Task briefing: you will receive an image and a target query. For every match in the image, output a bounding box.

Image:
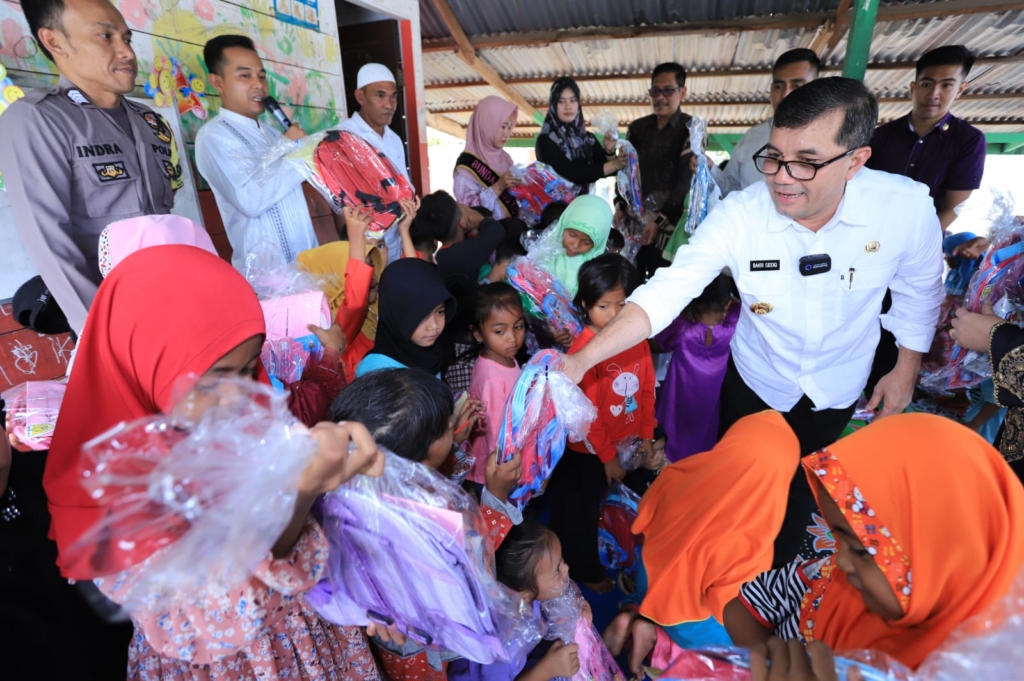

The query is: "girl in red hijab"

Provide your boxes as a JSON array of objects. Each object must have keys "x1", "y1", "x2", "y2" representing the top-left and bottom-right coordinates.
[
  {"x1": 727, "y1": 413, "x2": 1024, "y2": 671},
  {"x1": 45, "y1": 245, "x2": 384, "y2": 681}
]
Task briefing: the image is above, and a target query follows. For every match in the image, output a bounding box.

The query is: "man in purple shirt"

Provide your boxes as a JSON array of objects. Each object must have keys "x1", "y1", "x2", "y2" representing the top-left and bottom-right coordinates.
[
  {"x1": 866, "y1": 45, "x2": 986, "y2": 232},
  {"x1": 865, "y1": 45, "x2": 987, "y2": 396}
]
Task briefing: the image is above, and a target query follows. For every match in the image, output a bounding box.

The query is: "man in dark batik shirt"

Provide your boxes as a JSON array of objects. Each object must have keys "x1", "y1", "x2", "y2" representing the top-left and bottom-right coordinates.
[
  {"x1": 865, "y1": 45, "x2": 987, "y2": 397},
  {"x1": 625, "y1": 62, "x2": 694, "y2": 282}
]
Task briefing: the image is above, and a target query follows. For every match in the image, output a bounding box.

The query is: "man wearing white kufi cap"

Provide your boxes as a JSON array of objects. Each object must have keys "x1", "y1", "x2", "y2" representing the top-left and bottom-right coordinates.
[{"x1": 338, "y1": 63, "x2": 410, "y2": 264}]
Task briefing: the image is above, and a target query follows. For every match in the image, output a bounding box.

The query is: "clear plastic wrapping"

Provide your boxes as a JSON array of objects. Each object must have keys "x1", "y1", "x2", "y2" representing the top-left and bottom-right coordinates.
[
  {"x1": 509, "y1": 163, "x2": 580, "y2": 226},
  {"x1": 505, "y1": 256, "x2": 583, "y2": 342},
  {"x1": 64, "y1": 377, "x2": 316, "y2": 609},
  {"x1": 921, "y1": 195, "x2": 1024, "y2": 391},
  {"x1": 616, "y1": 436, "x2": 646, "y2": 472},
  {"x1": 307, "y1": 449, "x2": 542, "y2": 665},
  {"x1": 2, "y1": 379, "x2": 66, "y2": 451},
  {"x1": 258, "y1": 129, "x2": 414, "y2": 239},
  {"x1": 683, "y1": 117, "x2": 713, "y2": 236},
  {"x1": 246, "y1": 262, "x2": 333, "y2": 387},
  {"x1": 593, "y1": 110, "x2": 642, "y2": 218},
  {"x1": 659, "y1": 570, "x2": 1024, "y2": 679},
  {"x1": 496, "y1": 350, "x2": 598, "y2": 509},
  {"x1": 597, "y1": 481, "x2": 643, "y2": 575},
  {"x1": 540, "y1": 582, "x2": 626, "y2": 681}
]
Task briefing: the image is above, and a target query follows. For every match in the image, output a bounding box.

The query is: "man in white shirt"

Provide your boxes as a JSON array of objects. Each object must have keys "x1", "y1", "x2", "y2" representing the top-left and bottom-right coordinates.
[
  {"x1": 338, "y1": 63, "x2": 408, "y2": 263},
  {"x1": 563, "y1": 78, "x2": 944, "y2": 565},
  {"x1": 707, "y1": 49, "x2": 821, "y2": 197},
  {"x1": 195, "y1": 35, "x2": 318, "y2": 272}
]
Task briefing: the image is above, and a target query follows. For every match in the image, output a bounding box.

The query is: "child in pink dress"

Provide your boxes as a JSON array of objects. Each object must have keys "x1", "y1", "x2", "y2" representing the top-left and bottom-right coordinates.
[{"x1": 466, "y1": 283, "x2": 527, "y2": 486}]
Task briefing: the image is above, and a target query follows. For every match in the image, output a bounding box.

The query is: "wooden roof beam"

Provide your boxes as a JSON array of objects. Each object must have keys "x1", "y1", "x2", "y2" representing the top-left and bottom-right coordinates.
[
  {"x1": 422, "y1": 0, "x2": 1024, "y2": 53},
  {"x1": 423, "y1": 54, "x2": 1024, "y2": 90},
  {"x1": 425, "y1": 112, "x2": 466, "y2": 139},
  {"x1": 425, "y1": 0, "x2": 541, "y2": 122}
]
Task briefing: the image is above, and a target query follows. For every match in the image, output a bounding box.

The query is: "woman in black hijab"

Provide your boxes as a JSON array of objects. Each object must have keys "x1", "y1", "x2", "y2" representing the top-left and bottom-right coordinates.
[
  {"x1": 355, "y1": 258, "x2": 455, "y2": 377},
  {"x1": 535, "y1": 77, "x2": 627, "y2": 190}
]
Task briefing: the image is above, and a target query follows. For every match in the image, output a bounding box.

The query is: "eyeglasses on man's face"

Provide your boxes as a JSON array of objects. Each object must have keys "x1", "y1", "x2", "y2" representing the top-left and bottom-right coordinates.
[
  {"x1": 752, "y1": 144, "x2": 856, "y2": 181},
  {"x1": 648, "y1": 86, "x2": 681, "y2": 99}
]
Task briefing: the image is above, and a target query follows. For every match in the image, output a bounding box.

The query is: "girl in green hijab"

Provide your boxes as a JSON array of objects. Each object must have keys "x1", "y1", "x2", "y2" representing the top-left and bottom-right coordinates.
[{"x1": 531, "y1": 194, "x2": 612, "y2": 296}]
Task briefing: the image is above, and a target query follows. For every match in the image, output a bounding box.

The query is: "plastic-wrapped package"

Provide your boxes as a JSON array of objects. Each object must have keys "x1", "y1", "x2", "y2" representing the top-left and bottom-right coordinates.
[
  {"x1": 597, "y1": 481, "x2": 643, "y2": 575},
  {"x1": 540, "y1": 582, "x2": 626, "y2": 681},
  {"x1": 593, "y1": 110, "x2": 642, "y2": 218},
  {"x1": 508, "y1": 163, "x2": 580, "y2": 226},
  {"x1": 259, "y1": 291, "x2": 332, "y2": 340},
  {"x1": 921, "y1": 196, "x2": 1024, "y2": 391},
  {"x1": 505, "y1": 256, "x2": 583, "y2": 342},
  {"x1": 258, "y1": 130, "x2": 414, "y2": 239},
  {"x1": 260, "y1": 334, "x2": 322, "y2": 387},
  {"x1": 616, "y1": 436, "x2": 646, "y2": 472},
  {"x1": 64, "y1": 377, "x2": 316, "y2": 609},
  {"x1": 308, "y1": 449, "x2": 542, "y2": 665},
  {"x1": 2, "y1": 379, "x2": 66, "y2": 451},
  {"x1": 496, "y1": 350, "x2": 597, "y2": 509},
  {"x1": 683, "y1": 117, "x2": 714, "y2": 236},
  {"x1": 657, "y1": 647, "x2": 908, "y2": 681}
]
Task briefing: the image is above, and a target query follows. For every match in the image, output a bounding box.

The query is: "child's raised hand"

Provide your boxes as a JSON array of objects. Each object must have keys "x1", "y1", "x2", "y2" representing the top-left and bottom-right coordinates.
[
  {"x1": 342, "y1": 205, "x2": 374, "y2": 240},
  {"x1": 397, "y1": 197, "x2": 420, "y2": 233},
  {"x1": 485, "y1": 450, "x2": 522, "y2": 504},
  {"x1": 306, "y1": 322, "x2": 346, "y2": 355},
  {"x1": 300, "y1": 421, "x2": 384, "y2": 497},
  {"x1": 548, "y1": 325, "x2": 574, "y2": 348},
  {"x1": 453, "y1": 397, "x2": 485, "y2": 445},
  {"x1": 541, "y1": 640, "x2": 580, "y2": 679}
]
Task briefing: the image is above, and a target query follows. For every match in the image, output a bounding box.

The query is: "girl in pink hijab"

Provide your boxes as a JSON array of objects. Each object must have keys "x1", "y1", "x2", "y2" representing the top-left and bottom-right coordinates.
[
  {"x1": 99, "y1": 215, "x2": 218, "y2": 278},
  {"x1": 453, "y1": 96, "x2": 521, "y2": 219}
]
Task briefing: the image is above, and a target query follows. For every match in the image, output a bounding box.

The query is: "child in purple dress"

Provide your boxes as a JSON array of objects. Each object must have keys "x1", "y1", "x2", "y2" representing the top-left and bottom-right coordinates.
[{"x1": 654, "y1": 274, "x2": 739, "y2": 462}]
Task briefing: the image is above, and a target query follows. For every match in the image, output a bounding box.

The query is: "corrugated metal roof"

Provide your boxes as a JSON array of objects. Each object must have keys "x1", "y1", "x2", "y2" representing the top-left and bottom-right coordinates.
[
  {"x1": 421, "y1": 1, "x2": 1024, "y2": 134},
  {"x1": 420, "y1": 0, "x2": 846, "y2": 41}
]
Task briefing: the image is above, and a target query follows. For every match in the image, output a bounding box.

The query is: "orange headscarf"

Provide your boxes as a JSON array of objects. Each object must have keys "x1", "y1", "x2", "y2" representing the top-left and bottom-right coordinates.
[
  {"x1": 800, "y1": 413, "x2": 1024, "y2": 669},
  {"x1": 633, "y1": 411, "x2": 800, "y2": 626}
]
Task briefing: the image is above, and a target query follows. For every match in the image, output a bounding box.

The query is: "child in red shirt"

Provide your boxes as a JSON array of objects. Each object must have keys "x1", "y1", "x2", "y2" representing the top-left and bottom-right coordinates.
[{"x1": 548, "y1": 254, "x2": 656, "y2": 593}]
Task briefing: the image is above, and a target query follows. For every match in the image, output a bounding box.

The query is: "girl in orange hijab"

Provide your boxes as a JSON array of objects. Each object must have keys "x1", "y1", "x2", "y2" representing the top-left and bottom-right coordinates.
[
  {"x1": 603, "y1": 411, "x2": 800, "y2": 676},
  {"x1": 726, "y1": 412, "x2": 1024, "y2": 670}
]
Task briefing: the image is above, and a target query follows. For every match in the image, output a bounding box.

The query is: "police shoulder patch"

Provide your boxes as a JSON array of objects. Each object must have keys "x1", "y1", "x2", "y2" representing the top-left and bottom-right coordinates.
[
  {"x1": 66, "y1": 89, "x2": 90, "y2": 106},
  {"x1": 92, "y1": 161, "x2": 131, "y2": 182}
]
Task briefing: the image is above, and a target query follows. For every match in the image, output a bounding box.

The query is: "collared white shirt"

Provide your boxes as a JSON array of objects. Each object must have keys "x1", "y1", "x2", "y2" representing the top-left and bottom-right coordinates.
[
  {"x1": 338, "y1": 112, "x2": 409, "y2": 262},
  {"x1": 629, "y1": 167, "x2": 944, "y2": 411},
  {"x1": 710, "y1": 118, "x2": 773, "y2": 197},
  {"x1": 195, "y1": 107, "x2": 317, "y2": 271}
]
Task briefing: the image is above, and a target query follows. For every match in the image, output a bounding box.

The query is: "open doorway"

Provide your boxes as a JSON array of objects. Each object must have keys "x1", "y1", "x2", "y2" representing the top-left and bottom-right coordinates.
[{"x1": 336, "y1": 1, "x2": 409, "y2": 178}]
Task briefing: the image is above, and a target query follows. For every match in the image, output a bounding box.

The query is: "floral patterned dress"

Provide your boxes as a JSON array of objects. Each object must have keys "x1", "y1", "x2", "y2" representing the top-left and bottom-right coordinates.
[{"x1": 94, "y1": 519, "x2": 380, "y2": 681}]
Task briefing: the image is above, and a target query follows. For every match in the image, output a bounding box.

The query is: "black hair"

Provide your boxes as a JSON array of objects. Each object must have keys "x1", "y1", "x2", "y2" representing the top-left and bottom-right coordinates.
[
  {"x1": 652, "y1": 62, "x2": 687, "y2": 89},
  {"x1": 25, "y1": 0, "x2": 65, "y2": 63},
  {"x1": 682, "y1": 273, "x2": 738, "y2": 321},
  {"x1": 773, "y1": 77, "x2": 878, "y2": 150},
  {"x1": 494, "y1": 234, "x2": 527, "y2": 264},
  {"x1": 413, "y1": 191, "x2": 460, "y2": 244},
  {"x1": 203, "y1": 35, "x2": 258, "y2": 77},
  {"x1": 469, "y1": 282, "x2": 523, "y2": 333},
  {"x1": 773, "y1": 48, "x2": 821, "y2": 78},
  {"x1": 537, "y1": 201, "x2": 568, "y2": 231},
  {"x1": 330, "y1": 368, "x2": 453, "y2": 463},
  {"x1": 495, "y1": 519, "x2": 559, "y2": 596},
  {"x1": 574, "y1": 253, "x2": 640, "y2": 323},
  {"x1": 408, "y1": 221, "x2": 438, "y2": 254},
  {"x1": 606, "y1": 228, "x2": 625, "y2": 253},
  {"x1": 916, "y1": 45, "x2": 975, "y2": 79}
]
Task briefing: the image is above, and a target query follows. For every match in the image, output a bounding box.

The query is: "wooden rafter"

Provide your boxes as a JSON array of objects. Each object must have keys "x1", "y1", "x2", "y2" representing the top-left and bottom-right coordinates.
[
  {"x1": 422, "y1": 0, "x2": 1024, "y2": 54},
  {"x1": 425, "y1": 112, "x2": 466, "y2": 139},
  {"x1": 422, "y1": 54, "x2": 1024, "y2": 91},
  {"x1": 825, "y1": 0, "x2": 853, "y2": 56},
  {"x1": 425, "y1": 0, "x2": 539, "y2": 121}
]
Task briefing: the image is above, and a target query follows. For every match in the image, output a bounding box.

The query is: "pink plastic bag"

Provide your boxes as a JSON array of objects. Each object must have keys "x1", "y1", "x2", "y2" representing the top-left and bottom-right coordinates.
[
  {"x1": 259, "y1": 290, "x2": 331, "y2": 340},
  {"x1": 2, "y1": 380, "x2": 67, "y2": 450}
]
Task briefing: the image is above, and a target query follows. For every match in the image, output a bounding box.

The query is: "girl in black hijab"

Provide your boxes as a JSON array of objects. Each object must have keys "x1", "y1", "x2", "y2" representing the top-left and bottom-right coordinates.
[
  {"x1": 355, "y1": 258, "x2": 455, "y2": 377},
  {"x1": 535, "y1": 77, "x2": 627, "y2": 190}
]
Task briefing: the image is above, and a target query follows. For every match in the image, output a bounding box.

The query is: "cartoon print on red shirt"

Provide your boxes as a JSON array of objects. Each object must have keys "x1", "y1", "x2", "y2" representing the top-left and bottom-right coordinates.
[{"x1": 608, "y1": 363, "x2": 641, "y2": 422}]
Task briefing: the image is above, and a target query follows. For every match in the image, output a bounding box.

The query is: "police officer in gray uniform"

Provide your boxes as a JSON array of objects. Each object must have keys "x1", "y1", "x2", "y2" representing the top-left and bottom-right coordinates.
[{"x1": 0, "y1": 0, "x2": 182, "y2": 334}]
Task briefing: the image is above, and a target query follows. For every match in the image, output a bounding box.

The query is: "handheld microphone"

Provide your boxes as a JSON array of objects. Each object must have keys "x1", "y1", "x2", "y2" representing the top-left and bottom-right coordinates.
[{"x1": 263, "y1": 96, "x2": 292, "y2": 130}]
